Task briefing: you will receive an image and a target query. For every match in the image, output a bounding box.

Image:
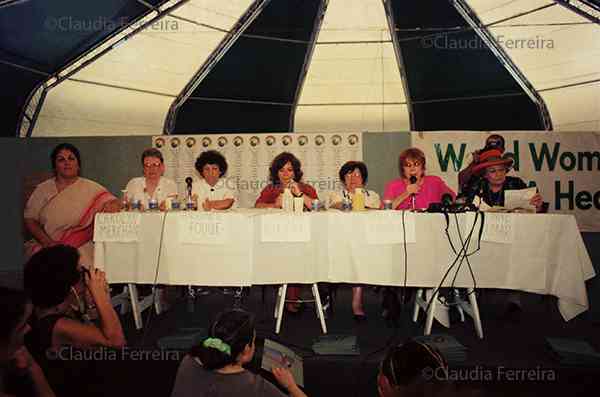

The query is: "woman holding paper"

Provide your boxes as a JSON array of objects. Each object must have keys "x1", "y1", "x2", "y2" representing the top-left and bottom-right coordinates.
[
  {"x1": 467, "y1": 147, "x2": 544, "y2": 211},
  {"x1": 255, "y1": 152, "x2": 318, "y2": 313},
  {"x1": 24, "y1": 143, "x2": 121, "y2": 265},
  {"x1": 383, "y1": 148, "x2": 455, "y2": 211},
  {"x1": 170, "y1": 309, "x2": 308, "y2": 397}
]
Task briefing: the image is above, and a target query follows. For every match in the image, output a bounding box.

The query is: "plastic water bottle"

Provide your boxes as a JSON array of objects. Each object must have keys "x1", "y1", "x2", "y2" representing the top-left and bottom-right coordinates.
[
  {"x1": 352, "y1": 188, "x2": 365, "y2": 211},
  {"x1": 282, "y1": 188, "x2": 294, "y2": 212}
]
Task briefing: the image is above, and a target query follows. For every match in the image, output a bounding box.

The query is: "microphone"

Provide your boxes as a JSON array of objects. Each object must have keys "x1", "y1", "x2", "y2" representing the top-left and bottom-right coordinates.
[
  {"x1": 409, "y1": 176, "x2": 417, "y2": 210},
  {"x1": 185, "y1": 177, "x2": 193, "y2": 192},
  {"x1": 441, "y1": 193, "x2": 454, "y2": 209}
]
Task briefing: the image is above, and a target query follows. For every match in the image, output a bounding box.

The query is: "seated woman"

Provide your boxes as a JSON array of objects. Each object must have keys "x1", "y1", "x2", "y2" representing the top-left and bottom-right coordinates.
[
  {"x1": 24, "y1": 245, "x2": 125, "y2": 361},
  {"x1": 383, "y1": 147, "x2": 455, "y2": 211},
  {"x1": 328, "y1": 161, "x2": 381, "y2": 210},
  {"x1": 328, "y1": 161, "x2": 381, "y2": 321},
  {"x1": 467, "y1": 147, "x2": 544, "y2": 211},
  {"x1": 191, "y1": 150, "x2": 237, "y2": 211},
  {"x1": 125, "y1": 148, "x2": 178, "y2": 210},
  {"x1": 255, "y1": 152, "x2": 317, "y2": 210},
  {"x1": 171, "y1": 309, "x2": 307, "y2": 397},
  {"x1": 255, "y1": 152, "x2": 318, "y2": 313},
  {"x1": 1, "y1": 287, "x2": 55, "y2": 397},
  {"x1": 24, "y1": 143, "x2": 121, "y2": 265}
]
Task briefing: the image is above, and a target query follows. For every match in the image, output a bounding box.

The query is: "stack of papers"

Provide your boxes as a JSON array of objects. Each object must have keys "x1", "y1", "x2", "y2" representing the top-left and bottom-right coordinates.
[
  {"x1": 546, "y1": 338, "x2": 600, "y2": 366},
  {"x1": 312, "y1": 335, "x2": 360, "y2": 356},
  {"x1": 413, "y1": 334, "x2": 467, "y2": 365},
  {"x1": 261, "y1": 339, "x2": 304, "y2": 387}
]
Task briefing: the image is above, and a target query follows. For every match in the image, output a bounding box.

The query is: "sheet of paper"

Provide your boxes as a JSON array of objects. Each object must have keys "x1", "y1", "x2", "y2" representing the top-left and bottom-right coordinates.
[
  {"x1": 261, "y1": 214, "x2": 311, "y2": 242},
  {"x1": 93, "y1": 212, "x2": 141, "y2": 242},
  {"x1": 178, "y1": 213, "x2": 229, "y2": 244},
  {"x1": 504, "y1": 187, "x2": 536, "y2": 211},
  {"x1": 481, "y1": 213, "x2": 515, "y2": 244},
  {"x1": 261, "y1": 339, "x2": 304, "y2": 387},
  {"x1": 365, "y1": 211, "x2": 416, "y2": 244}
]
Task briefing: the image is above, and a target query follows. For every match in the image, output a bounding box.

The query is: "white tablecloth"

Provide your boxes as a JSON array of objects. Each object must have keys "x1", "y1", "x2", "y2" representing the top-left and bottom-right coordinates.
[{"x1": 94, "y1": 210, "x2": 595, "y2": 321}]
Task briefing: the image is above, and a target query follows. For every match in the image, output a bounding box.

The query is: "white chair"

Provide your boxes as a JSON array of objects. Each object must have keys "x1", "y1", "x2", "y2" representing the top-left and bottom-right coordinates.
[
  {"x1": 126, "y1": 283, "x2": 163, "y2": 330},
  {"x1": 412, "y1": 288, "x2": 483, "y2": 339},
  {"x1": 273, "y1": 284, "x2": 327, "y2": 334}
]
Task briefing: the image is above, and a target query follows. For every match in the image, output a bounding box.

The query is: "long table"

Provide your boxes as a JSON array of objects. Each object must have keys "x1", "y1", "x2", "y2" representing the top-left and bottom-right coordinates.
[{"x1": 94, "y1": 209, "x2": 595, "y2": 321}]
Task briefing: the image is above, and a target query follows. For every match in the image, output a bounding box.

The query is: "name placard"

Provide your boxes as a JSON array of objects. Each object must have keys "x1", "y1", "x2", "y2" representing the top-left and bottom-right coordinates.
[
  {"x1": 261, "y1": 214, "x2": 311, "y2": 242},
  {"x1": 179, "y1": 213, "x2": 229, "y2": 244},
  {"x1": 466, "y1": 212, "x2": 514, "y2": 244},
  {"x1": 94, "y1": 213, "x2": 141, "y2": 242},
  {"x1": 365, "y1": 212, "x2": 416, "y2": 244}
]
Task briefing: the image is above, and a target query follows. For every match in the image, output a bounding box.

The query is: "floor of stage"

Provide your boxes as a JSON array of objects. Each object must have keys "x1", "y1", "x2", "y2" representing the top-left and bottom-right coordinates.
[{"x1": 113, "y1": 285, "x2": 600, "y2": 397}]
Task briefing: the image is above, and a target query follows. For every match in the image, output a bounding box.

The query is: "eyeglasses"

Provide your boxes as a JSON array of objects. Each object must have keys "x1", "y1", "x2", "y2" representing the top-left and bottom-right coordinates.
[
  {"x1": 403, "y1": 161, "x2": 421, "y2": 168},
  {"x1": 144, "y1": 162, "x2": 162, "y2": 169}
]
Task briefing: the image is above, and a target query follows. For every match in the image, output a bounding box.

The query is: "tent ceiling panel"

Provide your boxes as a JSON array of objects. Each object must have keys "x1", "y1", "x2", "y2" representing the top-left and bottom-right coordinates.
[
  {"x1": 32, "y1": 80, "x2": 171, "y2": 136},
  {"x1": 30, "y1": 0, "x2": 254, "y2": 136},
  {"x1": 298, "y1": 43, "x2": 406, "y2": 104},
  {"x1": 73, "y1": 18, "x2": 225, "y2": 95},
  {"x1": 174, "y1": 100, "x2": 292, "y2": 134},
  {"x1": 467, "y1": 0, "x2": 554, "y2": 22},
  {"x1": 294, "y1": 104, "x2": 409, "y2": 133},
  {"x1": 542, "y1": 83, "x2": 600, "y2": 131},
  {"x1": 0, "y1": 0, "x2": 165, "y2": 71},
  {"x1": 315, "y1": 0, "x2": 391, "y2": 42},
  {"x1": 172, "y1": 0, "x2": 324, "y2": 133},
  {"x1": 391, "y1": 0, "x2": 545, "y2": 130},
  {"x1": 484, "y1": 8, "x2": 600, "y2": 90}
]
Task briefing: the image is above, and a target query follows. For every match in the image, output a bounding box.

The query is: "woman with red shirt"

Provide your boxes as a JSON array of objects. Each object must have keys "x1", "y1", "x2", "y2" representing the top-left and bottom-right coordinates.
[
  {"x1": 255, "y1": 152, "x2": 317, "y2": 210},
  {"x1": 255, "y1": 152, "x2": 318, "y2": 313}
]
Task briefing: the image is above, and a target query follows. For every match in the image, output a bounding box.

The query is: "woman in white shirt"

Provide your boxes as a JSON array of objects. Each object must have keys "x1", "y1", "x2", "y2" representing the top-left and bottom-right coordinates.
[
  {"x1": 191, "y1": 150, "x2": 237, "y2": 211},
  {"x1": 328, "y1": 161, "x2": 381, "y2": 321},
  {"x1": 328, "y1": 161, "x2": 381, "y2": 210},
  {"x1": 125, "y1": 148, "x2": 178, "y2": 210}
]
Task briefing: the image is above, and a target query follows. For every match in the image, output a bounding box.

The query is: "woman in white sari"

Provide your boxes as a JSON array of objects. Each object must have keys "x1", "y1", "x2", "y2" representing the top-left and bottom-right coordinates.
[{"x1": 24, "y1": 143, "x2": 120, "y2": 266}]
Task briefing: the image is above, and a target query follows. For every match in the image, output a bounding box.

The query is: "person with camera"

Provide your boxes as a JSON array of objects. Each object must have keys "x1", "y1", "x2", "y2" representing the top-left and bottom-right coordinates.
[{"x1": 24, "y1": 245, "x2": 125, "y2": 359}]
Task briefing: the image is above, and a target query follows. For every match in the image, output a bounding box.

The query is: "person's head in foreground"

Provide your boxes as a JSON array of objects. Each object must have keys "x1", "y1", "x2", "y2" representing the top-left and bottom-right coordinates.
[
  {"x1": 398, "y1": 148, "x2": 426, "y2": 182},
  {"x1": 269, "y1": 152, "x2": 303, "y2": 186},
  {"x1": 0, "y1": 287, "x2": 32, "y2": 363},
  {"x1": 378, "y1": 339, "x2": 451, "y2": 397},
  {"x1": 191, "y1": 309, "x2": 256, "y2": 371},
  {"x1": 339, "y1": 161, "x2": 368, "y2": 193},
  {"x1": 24, "y1": 245, "x2": 83, "y2": 312},
  {"x1": 195, "y1": 150, "x2": 228, "y2": 187},
  {"x1": 182, "y1": 309, "x2": 307, "y2": 397}
]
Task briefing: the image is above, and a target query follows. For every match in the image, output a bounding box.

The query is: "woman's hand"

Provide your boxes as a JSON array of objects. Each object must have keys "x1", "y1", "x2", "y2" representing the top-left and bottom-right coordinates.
[
  {"x1": 272, "y1": 367, "x2": 299, "y2": 391},
  {"x1": 85, "y1": 268, "x2": 109, "y2": 299},
  {"x1": 530, "y1": 193, "x2": 544, "y2": 211},
  {"x1": 274, "y1": 194, "x2": 283, "y2": 208},
  {"x1": 289, "y1": 182, "x2": 301, "y2": 197},
  {"x1": 406, "y1": 183, "x2": 420, "y2": 195},
  {"x1": 101, "y1": 199, "x2": 121, "y2": 213},
  {"x1": 202, "y1": 198, "x2": 212, "y2": 211}
]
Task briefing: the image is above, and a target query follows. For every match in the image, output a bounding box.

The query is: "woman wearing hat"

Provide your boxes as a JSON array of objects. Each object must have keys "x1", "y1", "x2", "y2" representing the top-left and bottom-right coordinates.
[{"x1": 469, "y1": 148, "x2": 544, "y2": 211}]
